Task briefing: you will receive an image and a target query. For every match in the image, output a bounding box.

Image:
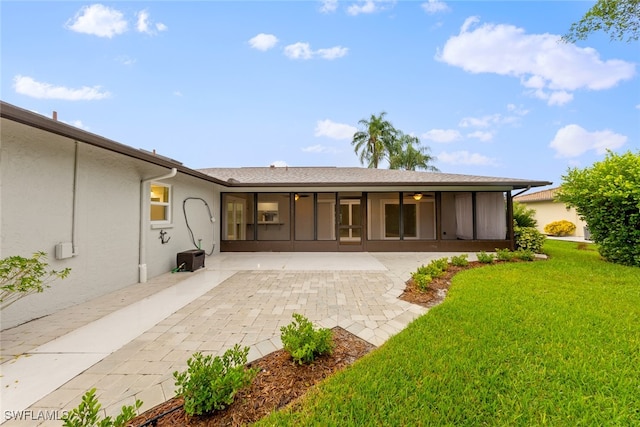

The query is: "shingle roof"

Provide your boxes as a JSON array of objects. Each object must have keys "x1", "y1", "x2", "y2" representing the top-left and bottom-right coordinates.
[
  {"x1": 199, "y1": 167, "x2": 551, "y2": 189},
  {"x1": 514, "y1": 187, "x2": 559, "y2": 202}
]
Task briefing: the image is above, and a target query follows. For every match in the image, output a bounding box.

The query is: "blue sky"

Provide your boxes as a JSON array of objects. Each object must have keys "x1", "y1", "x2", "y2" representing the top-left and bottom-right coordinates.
[{"x1": 2, "y1": 1, "x2": 639, "y2": 189}]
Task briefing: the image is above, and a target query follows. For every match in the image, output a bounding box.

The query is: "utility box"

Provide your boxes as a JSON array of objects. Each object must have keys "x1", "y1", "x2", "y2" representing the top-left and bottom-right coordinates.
[{"x1": 177, "y1": 249, "x2": 205, "y2": 272}]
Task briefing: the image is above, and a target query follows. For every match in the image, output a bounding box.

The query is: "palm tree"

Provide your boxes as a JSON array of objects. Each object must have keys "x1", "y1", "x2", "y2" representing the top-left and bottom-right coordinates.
[
  {"x1": 351, "y1": 112, "x2": 397, "y2": 168},
  {"x1": 388, "y1": 133, "x2": 439, "y2": 172}
]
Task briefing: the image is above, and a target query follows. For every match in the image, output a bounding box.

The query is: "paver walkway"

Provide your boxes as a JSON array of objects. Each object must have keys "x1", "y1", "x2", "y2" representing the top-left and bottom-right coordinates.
[{"x1": 0, "y1": 251, "x2": 473, "y2": 426}]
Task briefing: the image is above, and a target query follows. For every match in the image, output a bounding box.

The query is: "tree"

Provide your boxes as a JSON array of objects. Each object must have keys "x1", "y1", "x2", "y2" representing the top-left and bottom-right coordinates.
[
  {"x1": 351, "y1": 112, "x2": 397, "y2": 168},
  {"x1": 563, "y1": 0, "x2": 640, "y2": 43},
  {"x1": 388, "y1": 133, "x2": 439, "y2": 172},
  {"x1": 556, "y1": 150, "x2": 640, "y2": 267}
]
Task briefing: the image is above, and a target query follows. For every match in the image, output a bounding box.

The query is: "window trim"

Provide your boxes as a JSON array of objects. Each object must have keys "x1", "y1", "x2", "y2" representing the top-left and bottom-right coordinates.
[{"x1": 150, "y1": 182, "x2": 172, "y2": 226}]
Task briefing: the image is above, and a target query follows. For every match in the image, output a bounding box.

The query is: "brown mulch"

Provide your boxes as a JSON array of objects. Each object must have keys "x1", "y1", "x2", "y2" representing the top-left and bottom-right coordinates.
[{"x1": 128, "y1": 262, "x2": 482, "y2": 426}]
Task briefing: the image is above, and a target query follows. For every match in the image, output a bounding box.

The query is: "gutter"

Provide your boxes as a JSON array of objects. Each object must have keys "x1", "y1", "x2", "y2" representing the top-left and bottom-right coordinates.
[{"x1": 139, "y1": 168, "x2": 177, "y2": 283}]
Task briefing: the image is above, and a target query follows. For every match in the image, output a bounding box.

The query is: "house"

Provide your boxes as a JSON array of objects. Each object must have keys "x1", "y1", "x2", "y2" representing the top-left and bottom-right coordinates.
[
  {"x1": 1, "y1": 101, "x2": 551, "y2": 328},
  {"x1": 514, "y1": 187, "x2": 588, "y2": 238}
]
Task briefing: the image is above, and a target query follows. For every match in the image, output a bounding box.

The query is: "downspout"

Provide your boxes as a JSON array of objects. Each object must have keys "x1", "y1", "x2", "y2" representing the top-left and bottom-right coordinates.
[
  {"x1": 139, "y1": 168, "x2": 177, "y2": 283},
  {"x1": 72, "y1": 141, "x2": 80, "y2": 255}
]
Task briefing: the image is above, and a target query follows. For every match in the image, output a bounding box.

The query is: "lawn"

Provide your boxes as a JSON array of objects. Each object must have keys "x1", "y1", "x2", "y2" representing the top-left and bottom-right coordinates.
[{"x1": 257, "y1": 240, "x2": 640, "y2": 426}]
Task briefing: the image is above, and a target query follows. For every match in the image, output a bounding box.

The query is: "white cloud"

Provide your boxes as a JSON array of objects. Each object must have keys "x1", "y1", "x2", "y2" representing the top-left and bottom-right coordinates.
[
  {"x1": 314, "y1": 119, "x2": 357, "y2": 140},
  {"x1": 459, "y1": 114, "x2": 502, "y2": 128},
  {"x1": 284, "y1": 42, "x2": 348, "y2": 60},
  {"x1": 316, "y1": 46, "x2": 349, "y2": 60},
  {"x1": 136, "y1": 10, "x2": 167, "y2": 35},
  {"x1": 467, "y1": 131, "x2": 493, "y2": 142},
  {"x1": 437, "y1": 150, "x2": 497, "y2": 166},
  {"x1": 422, "y1": 129, "x2": 461, "y2": 143},
  {"x1": 173, "y1": 90, "x2": 183, "y2": 97},
  {"x1": 436, "y1": 18, "x2": 636, "y2": 106},
  {"x1": 507, "y1": 103, "x2": 529, "y2": 116},
  {"x1": 347, "y1": 0, "x2": 378, "y2": 15},
  {"x1": 422, "y1": 0, "x2": 450, "y2": 14},
  {"x1": 320, "y1": 0, "x2": 338, "y2": 13},
  {"x1": 249, "y1": 33, "x2": 279, "y2": 51},
  {"x1": 116, "y1": 55, "x2": 136, "y2": 65},
  {"x1": 302, "y1": 144, "x2": 341, "y2": 154},
  {"x1": 13, "y1": 75, "x2": 111, "y2": 100},
  {"x1": 284, "y1": 42, "x2": 314, "y2": 59},
  {"x1": 66, "y1": 4, "x2": 128, "y2": 38},
  {"x1": 65, "y1": 120, "x2": 89, "y2": 130},
  {"x1": 549, "y1": 124, "x2": 627, "y2": 158}
]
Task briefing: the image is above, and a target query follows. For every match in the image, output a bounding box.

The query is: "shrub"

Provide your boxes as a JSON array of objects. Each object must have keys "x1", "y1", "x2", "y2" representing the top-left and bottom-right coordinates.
[
  {"x1": 173, "y1": 345, "x2": 258, "y2": 416},
  {"x1": 544, "y1": 220, "x2": 576, "y2": 236},
  {"x1": 477, "y1": 251, "x2": 495, "y2": 264},
  {"x1": 450, "y1": 254, "x2": 469, "y2": 267},
  {"x1": 1, "y1": 251, "x2": 71, "y2": 309},
  {"x1": 62, "y1": 388, "x2": 142, "y2": 427},
  {"x1": 556, "y1": 150, "x2": 640, "y2": 267},
  {"x1": 514, "y1": 226, "x2": 546, "y2": 253},
  {"x1": 514, "y1": 249, "x2": 535, "y2": 261},
  {"x1": 280, "y1": 313, "x2": 334, "y2": 365},
  {"x1": 513, "y1": 201, "x2": 538, "y2": 228},
  {"x1": 431, "y1": 257, "x2": 449, "y2": 272},
  {"x1": 495, "y1": 248, "x2": 516, "y2": 262},
  {"x1": 412, "y1": 273, "x2": 433, "y2": 292}
]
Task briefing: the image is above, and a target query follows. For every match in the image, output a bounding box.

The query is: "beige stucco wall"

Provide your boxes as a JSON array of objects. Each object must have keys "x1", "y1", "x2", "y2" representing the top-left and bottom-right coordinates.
[
  {"x1": 522, "y1": 201, "x2": 588, "y2": 237},
  {"x1": 0, "y1": 118, "x2": 220, "y2": 329}
]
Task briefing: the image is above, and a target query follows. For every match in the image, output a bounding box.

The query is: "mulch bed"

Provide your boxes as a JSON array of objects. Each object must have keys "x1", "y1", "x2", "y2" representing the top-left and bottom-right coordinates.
[{"x1": 128, "y1": 262, "x2": 483, "y2": 426}]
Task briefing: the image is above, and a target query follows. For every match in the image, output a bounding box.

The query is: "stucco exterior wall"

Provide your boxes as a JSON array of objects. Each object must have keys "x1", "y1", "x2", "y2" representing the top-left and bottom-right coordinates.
[
  {"x1": 522, "y1": 201, "x2": 588, "y2": 237},
  {"x1": 0, "y1": 118, "x2": 219, "y2": 329}
]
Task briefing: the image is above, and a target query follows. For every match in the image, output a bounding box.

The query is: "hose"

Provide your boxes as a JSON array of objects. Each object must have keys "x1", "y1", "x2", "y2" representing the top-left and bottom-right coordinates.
[{"x1": 182, "y1": 197, "x2": 215, "y2": 256}]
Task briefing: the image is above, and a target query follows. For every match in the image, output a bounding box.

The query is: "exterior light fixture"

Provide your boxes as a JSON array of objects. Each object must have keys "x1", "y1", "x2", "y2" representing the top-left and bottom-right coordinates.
[
  {"x1": 294, "y1": 193, "x2": 300, "y2": 201},
  {"x1": 413, "y1": 193, "x2": 423, "y2": 201}
]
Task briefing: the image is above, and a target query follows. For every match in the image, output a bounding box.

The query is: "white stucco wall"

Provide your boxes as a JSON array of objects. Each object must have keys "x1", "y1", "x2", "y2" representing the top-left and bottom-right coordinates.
[
  {"x1": 0, "y1": 118, "x2": 220, "y2": 329},
  {"x1": 521, "y1": 201, "x2": 588, "y2": 237}
]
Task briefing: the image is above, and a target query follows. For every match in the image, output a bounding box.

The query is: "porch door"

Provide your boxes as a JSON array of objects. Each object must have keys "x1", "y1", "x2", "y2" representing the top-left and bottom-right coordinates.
[
  {"x1": 225, "y1": 197, "x2": 246, "y2": 240},
  {"x1": 339, "y1": 194, "x2": 363, "y2": 250}
]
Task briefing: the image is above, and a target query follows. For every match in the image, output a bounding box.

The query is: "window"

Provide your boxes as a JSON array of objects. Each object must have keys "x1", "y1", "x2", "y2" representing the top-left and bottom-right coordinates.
[{"x1": 150, "y1": 183, "x2": 171, "y2": 223}]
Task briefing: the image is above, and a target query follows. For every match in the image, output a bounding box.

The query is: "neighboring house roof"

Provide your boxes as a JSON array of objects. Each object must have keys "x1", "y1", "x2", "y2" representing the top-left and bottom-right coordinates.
[
  {"x1": 200, "y1": 167, "x2": 551, "y2": 190},
  {"x1": 2, "y1": 100, "x2": 551, "y2": 191},
  {"x1": 514, "y1": 187, "x2": 559, "y2": 202}
]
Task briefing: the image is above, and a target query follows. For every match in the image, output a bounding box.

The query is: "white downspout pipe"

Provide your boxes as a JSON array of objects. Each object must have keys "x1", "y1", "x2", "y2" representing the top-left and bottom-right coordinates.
[{"x1": 139, "y1": 168, "x2": 177, "y2": 283}]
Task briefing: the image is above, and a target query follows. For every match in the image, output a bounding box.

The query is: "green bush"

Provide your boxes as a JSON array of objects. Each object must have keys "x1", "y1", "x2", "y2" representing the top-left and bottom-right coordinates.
[
  {"x1": 62, "y1": 388, "x2": 141, "y2": 427},
  {"x1": 477, "y1": 251, "x2": 495, "y2": 264},
  {"x1": 513, "y1": 201, "x2": 538, "y2": 228},
  {"x1": 450, "y1": 254, "x2": 469, "y2": 267},
  {"x1": 514, "y1": 249, "x2": 535, "y2": 261},
  {"x1": 415, "y1": 258, "x2": 448, "y2": 279},
  {"x1": 556, "y1": 150, "x2": 640, "y2": 267},
  {"x1": 412, "y1": 273, "x2": 433, "y2": 292},
  {"x1": 544, "y1": 220, "x2": 576, "y2": 236},
  {"x1": 173, "y1": 345, "x2": 258, "y2": 416},
  {"x1": 495, "y1": 248, "x2": 516, "y2": 262},
  {"x1": 1, "y1": 251, "x2": 71, "y2": 309},
  {"x1": 514, "y1": 226, "x2": 546, "y2": 253},
  {"x1": 280, "y1": 313, "x2": 334, "y2": 365}
]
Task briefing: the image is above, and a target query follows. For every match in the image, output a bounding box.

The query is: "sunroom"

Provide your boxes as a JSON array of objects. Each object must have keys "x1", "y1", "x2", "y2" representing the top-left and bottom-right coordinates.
[{"x1": 200, "y1": 167, "x2": 551, "y2": 253}]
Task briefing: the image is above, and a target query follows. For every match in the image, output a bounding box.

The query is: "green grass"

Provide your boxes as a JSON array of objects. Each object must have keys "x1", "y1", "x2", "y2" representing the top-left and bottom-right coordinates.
[{"x1": 257, "y1": 240, "x2": 640, "y2": 426}]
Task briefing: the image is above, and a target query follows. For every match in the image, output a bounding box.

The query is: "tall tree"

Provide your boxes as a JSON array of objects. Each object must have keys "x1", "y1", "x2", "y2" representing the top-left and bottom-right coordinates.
[
  {"x1": 388, "y1": 133, "x2": 439, "y2": 172},
  {"x1": 563, "y1": 0, "x2": 640, "y2": 42},
  {"x1": 351, "y1": 112, "x2": 397, "y2": 168}
]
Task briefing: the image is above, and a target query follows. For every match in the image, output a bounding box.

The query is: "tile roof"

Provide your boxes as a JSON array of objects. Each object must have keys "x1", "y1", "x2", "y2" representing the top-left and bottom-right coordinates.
[
  {"x1": 199, "y1": 166, "x2": 551, "y2": 189},
  {"x1": 514, "y1": 187, "x2": 559, "y2": 202}
]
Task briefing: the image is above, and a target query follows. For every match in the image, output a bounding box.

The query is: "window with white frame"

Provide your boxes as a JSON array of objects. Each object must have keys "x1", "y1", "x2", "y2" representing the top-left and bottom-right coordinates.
[{"x1": 150, "y1": 183, "x2": 171, "y2": 223}]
